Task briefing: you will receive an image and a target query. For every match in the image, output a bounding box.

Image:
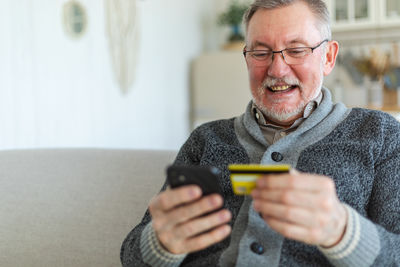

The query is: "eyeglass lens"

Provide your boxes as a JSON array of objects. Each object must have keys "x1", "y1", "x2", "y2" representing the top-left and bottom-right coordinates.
[{"x1": 245, "y1": 40, "x2": 328, "y2": 67}]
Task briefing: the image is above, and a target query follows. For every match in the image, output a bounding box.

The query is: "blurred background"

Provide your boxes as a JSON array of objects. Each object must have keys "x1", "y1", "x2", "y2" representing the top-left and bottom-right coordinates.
[{"x1": 1, "y1": 0, "x2": 400, "y2": 151}]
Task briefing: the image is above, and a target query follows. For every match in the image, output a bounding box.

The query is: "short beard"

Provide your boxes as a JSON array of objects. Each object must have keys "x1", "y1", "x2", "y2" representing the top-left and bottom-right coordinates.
[
  {"x1": 253, "y1": 73, "x2": 324, "y2": 123},
  {"x1": 256, "y1": 100, "x2": 307, "y2": 122}
]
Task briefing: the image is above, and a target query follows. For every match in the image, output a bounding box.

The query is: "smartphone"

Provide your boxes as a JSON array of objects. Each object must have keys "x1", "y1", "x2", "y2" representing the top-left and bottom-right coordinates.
[{"x1": 166, "y1": 165, "x2": 223, "y2": 196}]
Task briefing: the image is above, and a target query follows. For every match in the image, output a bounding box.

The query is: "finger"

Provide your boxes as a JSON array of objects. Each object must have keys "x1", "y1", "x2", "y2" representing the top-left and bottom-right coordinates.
[
  {"x1": 253, "y1": 201, "x2": 316, "y2": 227},
  {"x1": 264, "y1": 216, "x2": 320, "y2": 244},
  {"x1": 183, "y1": 224, "x2": 232, "y2": 253},
  {"x1": 251, "y1": 189, "x2": 321, "y2": 209},
  {"x1": 256, "y1": 172, "x2": 335, "y2": 192},
  {"x1": 150, "y1": 185, "x2": 202, "y2": 213},
  {"x1": 174, "y1": 209, "x2": 232, "y2": 239},
  {"x1": 156, "y1": 207, "x2": 230, "y2": 254},
  {"x1": 164, "y1": 194, "x2": 224, "y2": 227}
]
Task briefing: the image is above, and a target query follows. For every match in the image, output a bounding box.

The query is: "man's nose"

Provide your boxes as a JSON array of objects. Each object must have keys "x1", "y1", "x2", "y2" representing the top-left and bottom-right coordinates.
[{"x1": 267, "y1": 52, "x2": 291, "y2": 78}]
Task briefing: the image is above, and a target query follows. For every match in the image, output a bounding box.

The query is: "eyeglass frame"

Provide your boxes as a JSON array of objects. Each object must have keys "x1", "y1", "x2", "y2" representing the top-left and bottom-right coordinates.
[{"x1": 243, "y1": 39, "x2": 329, "y2": 66}]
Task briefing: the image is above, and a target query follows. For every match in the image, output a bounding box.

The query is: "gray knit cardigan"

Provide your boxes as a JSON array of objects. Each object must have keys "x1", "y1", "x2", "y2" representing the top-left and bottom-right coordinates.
[{"x1": 121, "y1": 89, "x2": 400, "y2": 266}]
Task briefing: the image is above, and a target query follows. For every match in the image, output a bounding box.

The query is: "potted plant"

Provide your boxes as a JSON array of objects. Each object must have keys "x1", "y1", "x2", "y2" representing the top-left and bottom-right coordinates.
[
  {"x1": 353, "y1": 48, "x2": 391, "y2": 107},
  {"x1": 218, "y1": 0, "x2": 249, "y2": 49}
]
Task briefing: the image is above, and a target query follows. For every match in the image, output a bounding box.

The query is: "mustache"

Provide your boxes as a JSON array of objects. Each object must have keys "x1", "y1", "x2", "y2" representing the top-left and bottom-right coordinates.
[{"x1": 262, "y1": 76, "x2": 301, "y2": 88}]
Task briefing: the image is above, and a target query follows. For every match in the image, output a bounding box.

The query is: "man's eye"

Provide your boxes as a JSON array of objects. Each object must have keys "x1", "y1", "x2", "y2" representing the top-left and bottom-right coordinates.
[
  {"x1": 251, "y1": 52, "x2": 270, "y2": 59},
  {"x1": 286, "y1": 48, "x2": 308, "y2": 57}
]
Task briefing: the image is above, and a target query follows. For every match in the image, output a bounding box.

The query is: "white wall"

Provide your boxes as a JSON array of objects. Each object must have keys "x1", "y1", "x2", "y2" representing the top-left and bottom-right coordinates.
[{"x1": 0, "y1": 0, "x2": 223, "y2": 150}]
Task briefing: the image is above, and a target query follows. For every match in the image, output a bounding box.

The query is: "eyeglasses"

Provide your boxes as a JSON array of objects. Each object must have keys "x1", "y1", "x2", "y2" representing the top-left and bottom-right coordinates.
[{"x1": 243, "y1": 39, "x2": 329, "y2": 66}]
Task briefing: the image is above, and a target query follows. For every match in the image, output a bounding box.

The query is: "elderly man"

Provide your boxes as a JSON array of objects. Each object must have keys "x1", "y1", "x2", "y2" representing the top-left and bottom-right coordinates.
[{"x1": 121, "y1": 0, "x2": 400, "y2": 266}]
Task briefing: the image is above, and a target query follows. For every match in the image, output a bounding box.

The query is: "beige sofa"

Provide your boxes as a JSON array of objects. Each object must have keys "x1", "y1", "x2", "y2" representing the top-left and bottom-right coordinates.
[{"x1": 0, "y1": 149, "x2": 176, "y2": 267}]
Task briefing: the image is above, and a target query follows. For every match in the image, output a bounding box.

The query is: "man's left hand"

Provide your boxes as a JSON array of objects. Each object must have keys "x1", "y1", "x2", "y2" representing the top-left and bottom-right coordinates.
[{"x1": 251, "y1": 170, "x2": 347, "y2": 247}]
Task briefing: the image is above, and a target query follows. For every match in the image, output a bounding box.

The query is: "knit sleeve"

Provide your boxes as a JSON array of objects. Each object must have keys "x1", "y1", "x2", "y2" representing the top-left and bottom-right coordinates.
[
  {"x1": 366, "y1": 114, "x2": 400, "y2": 265},
  {"x1": 140, "y1": 223, "x2": 187, "y2": 266},
  {"x1": 318, "y1": 204, "x2": 381, "y2": 266},
  {"x1": 319, "y1": 113, "x2": 400, "y2": 266}
]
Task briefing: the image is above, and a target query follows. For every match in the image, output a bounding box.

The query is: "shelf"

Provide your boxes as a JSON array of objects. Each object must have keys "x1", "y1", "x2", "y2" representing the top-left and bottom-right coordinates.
[
  {"x1": 364, "y1": 105, "x2": 400, "y2": 121},
  {"x1": 323, "y1": 0, "x2": 400, "y2": 45},
  {"x1": 332, "y1": 25, "x2": 400, "y2": 45},
  {"x1": 366, "y1": 105, "x2": 400, "y2": 112}
]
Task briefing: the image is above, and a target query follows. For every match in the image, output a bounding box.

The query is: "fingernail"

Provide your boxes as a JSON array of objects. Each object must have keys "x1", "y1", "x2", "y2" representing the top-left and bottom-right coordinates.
[
  {"x1": 256, "y1": 178, "x2": 264, "y2": 187},
  {"x1": 220, "y1": 225, "x2": 231, "y2": 235},
  {"x1": 253, "y1": 200, "x2": 260, "y2": 211},
  {"x1": 219, "y1": 210, "x2": 231, "y2": 221},
  {"x1": 209, "y1": 195, "x2": 222, "y2": 207},
  {"x1": 251, "y1": 189, "x2": 259, "y2": 198},
  {"x1": 189, "y1": 186, "x2": 201, "y2": 198}
]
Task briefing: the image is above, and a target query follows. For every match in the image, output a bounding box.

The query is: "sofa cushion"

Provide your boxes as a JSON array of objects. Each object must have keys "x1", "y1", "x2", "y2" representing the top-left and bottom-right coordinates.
[{"x1": 0, "y1": 149, "x2": 176, "y2": 267}]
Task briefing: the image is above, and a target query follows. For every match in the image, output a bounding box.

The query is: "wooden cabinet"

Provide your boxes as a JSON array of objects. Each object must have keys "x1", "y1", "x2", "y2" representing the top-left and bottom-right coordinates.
[
  {"x1": 381, "y1": 0, "x2": 400, "y2": 26},
  {"x1": 323, "y1": 0, "x2": 400, "y2": 31},
  {"x1": 324, "y1": 0, "x2": 375, "y2": 30}
]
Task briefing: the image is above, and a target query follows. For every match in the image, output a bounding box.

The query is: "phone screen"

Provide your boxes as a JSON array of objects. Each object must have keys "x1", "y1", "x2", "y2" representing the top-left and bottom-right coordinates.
[{"x1": 166, "y1": 165, "x2": 223, "y2": 196}]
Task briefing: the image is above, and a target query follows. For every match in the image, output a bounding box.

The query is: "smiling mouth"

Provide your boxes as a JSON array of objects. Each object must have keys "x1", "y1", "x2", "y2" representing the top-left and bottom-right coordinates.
[{"x1": 267, "y1": 85, "x2": 298, "y2": 93}]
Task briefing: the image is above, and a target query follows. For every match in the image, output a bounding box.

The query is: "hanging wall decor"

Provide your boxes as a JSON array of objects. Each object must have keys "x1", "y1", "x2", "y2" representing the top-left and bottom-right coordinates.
[
  {"x1": 62, "y1": 0, "x2": 88, "y2": 39},
  {"x1": 105, "y1": 0, "x2": 140, "y2": 94}
]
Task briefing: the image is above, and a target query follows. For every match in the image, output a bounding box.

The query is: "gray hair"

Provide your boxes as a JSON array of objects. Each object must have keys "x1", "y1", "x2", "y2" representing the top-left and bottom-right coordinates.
[{"x1": 243, "y1": 0, "x2": 331, "y2": 40}]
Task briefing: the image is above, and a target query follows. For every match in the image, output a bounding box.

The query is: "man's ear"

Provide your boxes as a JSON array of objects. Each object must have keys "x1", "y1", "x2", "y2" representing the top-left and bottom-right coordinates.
[
  {"x1": 323, "y1": 40, "x2": 339, "y2": 76},
  {"x1": 243, "y1": 45, "x2": 250, "y2": 69}
]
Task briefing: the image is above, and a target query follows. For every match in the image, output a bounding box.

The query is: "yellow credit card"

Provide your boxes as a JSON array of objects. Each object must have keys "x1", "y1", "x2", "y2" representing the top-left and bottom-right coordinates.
[{"x1": 229, "y1": 164, "x2": 291, "y2": 195}]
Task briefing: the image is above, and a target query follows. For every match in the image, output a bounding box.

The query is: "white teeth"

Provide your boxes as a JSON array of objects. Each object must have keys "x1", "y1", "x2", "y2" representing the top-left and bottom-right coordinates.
[{"x1": 270, "y1": 85, "x2": 291, "y2": 91}]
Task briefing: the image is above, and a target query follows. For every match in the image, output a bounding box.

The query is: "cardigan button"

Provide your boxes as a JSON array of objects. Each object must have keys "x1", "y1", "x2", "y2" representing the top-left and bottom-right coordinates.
[
  {"x1": 250, "y1": 242, "x2": 265, "y2": 255},
  {"x1": 271, "y1": 152, "x2": 283, "y2": 162}
]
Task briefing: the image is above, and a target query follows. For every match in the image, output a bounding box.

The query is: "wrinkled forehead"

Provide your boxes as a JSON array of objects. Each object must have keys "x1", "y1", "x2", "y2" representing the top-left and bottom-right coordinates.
[{"x1": 245, "y1": 5, "x2": 322, "y2": 48}]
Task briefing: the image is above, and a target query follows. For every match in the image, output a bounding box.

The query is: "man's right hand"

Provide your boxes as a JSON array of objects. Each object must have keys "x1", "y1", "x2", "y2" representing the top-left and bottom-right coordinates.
[{"x1": 148, "y1": 185, "x2": 232, "y2": 254}]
